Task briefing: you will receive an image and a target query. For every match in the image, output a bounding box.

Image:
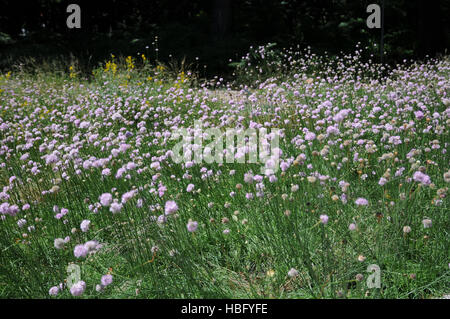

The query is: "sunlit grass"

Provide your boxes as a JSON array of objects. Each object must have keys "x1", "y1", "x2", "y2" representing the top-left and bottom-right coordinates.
[{"x1": 0, "y1": 49, "x2": 449, "y2": 298}]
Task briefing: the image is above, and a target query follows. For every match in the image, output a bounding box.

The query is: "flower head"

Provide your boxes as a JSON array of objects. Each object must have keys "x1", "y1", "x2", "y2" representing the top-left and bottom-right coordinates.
[
  {"x1": 80, "y1": 219, "x2": 91, "y2": 232},
  {"x1": 54, "y1": 238, "x2": 65, "y2": 249},
  {"x1": 288, "y1": 268, "x2": 299, "y2": 277},
  {"x1": 101, "y1": 274, "x2": 113, "y2": 287},
  {"x1": 74, "y1": 244, "x2": 88, "y2": 258},
  {"x1": 413, "y1": 171, "x2": 431, "y2": 185},
  {"x1": 99, "y1": 193, "x2": 113, "y2": 207},
  {"x1": 109, "y1": 202, "x2": 122, "y2": 214},
  {"x1": 319, "y1": 214, "x2": 329, "y2": 224},
  {"x1": 70, "y1": 280, "x2": 86, "y2": 296},
  {"x1": 164, "y1": 200, "x2": 178, "y2": 215},
  {"x1": 422, "y1": 218, "x2": 432, "y2": 228},
  {"x1": 355, "y1": 198, "x2": 369, "y2": 206},
  {"x1": 187, "y1": 220, "x2": 198, "y2": 232},
  {"x1": 49, "y1": 286, "x2": 59, "y2": 296}
]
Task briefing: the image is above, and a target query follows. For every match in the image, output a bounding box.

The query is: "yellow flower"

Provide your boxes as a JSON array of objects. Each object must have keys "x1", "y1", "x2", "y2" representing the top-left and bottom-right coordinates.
[
  {"x1": 104, "y1": 60, "x2": 117, "y2": 76},
  {"x1": 104, "y1": 61, "x2": 111, "y2": 72},
  {"x1": 126, "y1": 56, "x2": 135, "y2": 70},
  {"x1": 69, "y1": 66, "x2": 76, "y2": 78},
  {"x1": 179, "y1": 71, "x2": 187, "y2": 83}
]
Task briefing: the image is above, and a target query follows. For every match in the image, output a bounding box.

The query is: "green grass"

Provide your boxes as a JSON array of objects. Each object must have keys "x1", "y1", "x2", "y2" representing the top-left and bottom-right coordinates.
[{"x1": 0, "y1": 52, "x2": 449, "y2": 299}]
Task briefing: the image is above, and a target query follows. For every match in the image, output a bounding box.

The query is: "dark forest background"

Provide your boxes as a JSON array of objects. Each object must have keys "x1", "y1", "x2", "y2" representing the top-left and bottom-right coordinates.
[{"x1": 0, "y1": 0, "x2": 449, "y2": 77}]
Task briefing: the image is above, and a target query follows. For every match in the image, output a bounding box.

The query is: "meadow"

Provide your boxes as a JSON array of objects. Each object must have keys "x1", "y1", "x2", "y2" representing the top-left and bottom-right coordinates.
[{"x1": 0, "y1": 45, "x2": 449, "y2": 298}]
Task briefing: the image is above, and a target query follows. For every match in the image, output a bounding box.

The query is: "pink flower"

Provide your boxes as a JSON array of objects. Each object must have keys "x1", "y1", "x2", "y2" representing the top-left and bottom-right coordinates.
[
  {"x1": 84, "y1": 240, "x2": 101, "y2": 252},
  {"x1": 49, "y1": 286, "x2": 59, "y2": 296},
  {"x1": 121, "y1": 190, "x2": 136, "y2": 203},
  {"x1": 45, "y1": 153, "x2": 59, "y2": 164},
  {"x1": 333, "y1": 109, "x2": 349, "y2": 123},
  {"x1": 126, "y1": 162, "x2": 137, "y2": 170},
  {"x1": 157, "y1": 214, "x2": 167, "y2": 224},
  {"x1": 101, "y1": 274, "x2": 113, "y2": 287},
  {"x1": 187, "y1": 220, "x2": 198, "y2": 232},
  {"x1": 319, "y1": 214, "x2": 329, "y2": 224},
  {"x1": 74, "y1": 244, "x2": 88, "y2": 258},
  {"x1": 164, "y1": 200, "x2": 178, "y2": 215},
  {"x1": 109, "y1": 202, "x2": 122, "y2": 214},
  {"x1": 414, "y1": 110, "x2": 424, "y2": 119},
  {"x1": 378, "y1": 177, "x2": 388, "y2": 186},
  {"x1": 413, "y1": 171, "x2": 431, "y2": 185},
  {"x1": 99, "y1": 193, "x2": 113, "y2": 207},
  {"x1": 115, "y1": 167, "x2": 126, "y2": 179},
  {"x1": 80, "y1": 220, "x2": 90, "y2": 232},
  {"x1": 355, "y1": 198, "x2": 369, "y2": 206},
  {"x1": 17, "y1": 219, "x2": 26, "y2": 228},
  {"x1": 244, "y1": 172, "x2": 253, "y2": 184},
  {"x1": 305, "y1": 132, "x2": 316, "y2": 141},
  {"x1": 70, "y1": 281, "x2": 86, "y2": 296}
]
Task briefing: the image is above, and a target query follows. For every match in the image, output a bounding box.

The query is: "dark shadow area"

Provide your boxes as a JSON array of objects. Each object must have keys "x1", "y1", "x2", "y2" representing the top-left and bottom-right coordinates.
[{"x1": 0, "y1": 0, "x2": 448, "y2": 77}]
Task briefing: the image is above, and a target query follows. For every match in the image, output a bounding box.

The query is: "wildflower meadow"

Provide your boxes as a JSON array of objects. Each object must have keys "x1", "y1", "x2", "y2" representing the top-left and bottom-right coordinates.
[{"x1": 0, "y1": 44, "x2": 449, "y2": 299}]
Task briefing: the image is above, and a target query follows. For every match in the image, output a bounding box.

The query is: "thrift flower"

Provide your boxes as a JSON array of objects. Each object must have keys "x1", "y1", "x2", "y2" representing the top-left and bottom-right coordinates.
[
  {"x1": 320, "y1": 214, "x2": 329, "y2": 224},
  {"x1": 109, "y1": 202, "x2": 122, "y2": 214},
  {"x1": 422, "y1": 218, "x2": 432, "y2": 228},
  {"x1": 187, "y1": 220, "x2": 198, "y2": 232},
  {"x1": 80, "y1": 220, "x2": 91, "y2": 232},
  {"x1": 70, "y1": 281, "x2": 86, "y2": 296},
  {"x1": 99, "y1": 193, "x2": 113, "y2": 207},
  {"x1": 288, "y1": 268, "x2": 299, "y2": 277},
  {"x1": 355, "y1": 198, "x2": 369, "y2": 206},
  {"x1": 74, "y1": 244, "x2": 88, "y2": 258},
  {"x1": 49, "y1": 286, "x2": 59, "y2": 296},
  {"x1": 164, "y1": 200, "x2": 178, "y2": 215},
  {"x1": 101, "y1": 274, "x2": 113, "y2": 287}
]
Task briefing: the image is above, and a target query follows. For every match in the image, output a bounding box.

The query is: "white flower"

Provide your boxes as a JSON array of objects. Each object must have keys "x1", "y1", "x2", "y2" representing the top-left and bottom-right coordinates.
[
  {"x1": 422, "y1": 218, "x2": 432, "y2": 228},
  {"x1": 288, "y1": 268, "x2": 299, "y2": 278},
  {"x1": 54, "y1": 238, "x2": 65, "y2": 249}
]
